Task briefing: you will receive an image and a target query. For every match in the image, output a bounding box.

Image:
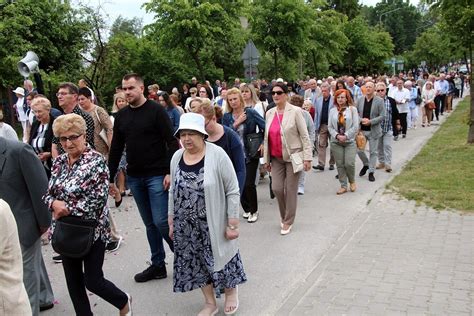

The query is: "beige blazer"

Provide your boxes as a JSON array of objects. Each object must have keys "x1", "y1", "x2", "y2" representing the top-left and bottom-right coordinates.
[
  {"x1": 264, "y1": 102, "x2": 313, "y2": 164},
  {"x1": 0, "y1": 199, "x2": 32, "y2": 316}
]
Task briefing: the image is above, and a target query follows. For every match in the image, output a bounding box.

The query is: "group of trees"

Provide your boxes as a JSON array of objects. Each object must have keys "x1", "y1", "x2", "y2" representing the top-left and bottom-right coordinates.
[{"x1": 0, "y1": 0, "x2": 471, "y2": 116}]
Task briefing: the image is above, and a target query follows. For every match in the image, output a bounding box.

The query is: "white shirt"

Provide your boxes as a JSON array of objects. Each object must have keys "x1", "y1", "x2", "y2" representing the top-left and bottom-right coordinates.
[
  {"x1": 389, "y1": 88, "x2": 410, "y2": 113},
  {"x1": 15, "y1": 97, "x2": 28, "y2": 122},
  {"x1": 0, "y1": 123, "x2": 19, "y2": 141}
]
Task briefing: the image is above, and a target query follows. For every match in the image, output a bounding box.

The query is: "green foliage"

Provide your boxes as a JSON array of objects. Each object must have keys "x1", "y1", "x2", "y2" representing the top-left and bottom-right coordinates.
[
  {"x1": 339, "y1": 16, "x2": 394, "y2": 75},
  {"x1": 144, "y1": 0, "x2": 246, "y2": 81},
  {"x1": 250, "y1": 0, "x2": 312, "y2": 78},
  {"x1": 110, "y1": 16, "x2": 143, "y2": 38},
  {"x1": 0, "y1": 0, "x2": 90, "y2": 87},
  {"x1": 323, "y1": 0, "x2": 361, "y2": 20},
  {"x1": 364, "y1": 0, "x2": 426, "y2": 54}
]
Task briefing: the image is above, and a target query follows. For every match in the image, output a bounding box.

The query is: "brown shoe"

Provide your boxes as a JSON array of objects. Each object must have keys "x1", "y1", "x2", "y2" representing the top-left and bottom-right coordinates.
[
  {"x1": 385, "y1": 165, "x2": 392, "y2": 173},
  {"x1": 350, "y1": 182, "x2": 356, "y2": 192},
  {"x1": 376, "y1": 163, "x2": 385, "y2": 169},
  {"x1": 336, "y1": 187, "x2": 348, "y2": 195}
]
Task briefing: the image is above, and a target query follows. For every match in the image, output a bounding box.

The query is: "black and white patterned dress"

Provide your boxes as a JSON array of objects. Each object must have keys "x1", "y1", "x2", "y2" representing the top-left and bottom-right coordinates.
[{"x1": 172, "y1": 156, "x2": 246, "y2": 296}]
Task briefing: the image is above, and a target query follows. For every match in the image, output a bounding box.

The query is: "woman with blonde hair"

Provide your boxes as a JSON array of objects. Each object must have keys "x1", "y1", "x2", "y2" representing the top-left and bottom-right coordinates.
[
  {"x1": 328, "y1": 89, "x2": 359, "y2": 195},
  {"x1": 222, "y1": 88, "x2": 265, "y2": 223},
  {"x1": 184, "y1": 87, "x2": 198, "y2": 112},
  {"x1": 421, "y1": 81, "x2": 436, "y2": 127}
]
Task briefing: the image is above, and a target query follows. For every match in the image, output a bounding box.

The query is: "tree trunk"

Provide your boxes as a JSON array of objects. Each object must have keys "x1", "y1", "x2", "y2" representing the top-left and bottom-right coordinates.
[
  {"x1": 190, "y1": 46, "x2": 205, "y2": 82},
  {"x1": 273, "y1": 49, "x2": 278, "y2": 79}
]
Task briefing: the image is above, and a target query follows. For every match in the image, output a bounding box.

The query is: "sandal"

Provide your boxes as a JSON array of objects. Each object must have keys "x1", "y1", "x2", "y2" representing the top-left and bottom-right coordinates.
[
  {"x1": 224, "y1": 287, "x2": 239, "y2": 315},
  {"x1": 336, "y1": 187, "x2": 347, "y2": 195},
  {"x1": 197, "y1": 303, "x2": 218, "y2": 316}
]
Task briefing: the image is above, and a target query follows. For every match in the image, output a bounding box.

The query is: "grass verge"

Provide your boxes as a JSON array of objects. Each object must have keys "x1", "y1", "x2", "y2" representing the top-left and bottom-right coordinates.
[{"x1": 389, "y1": 97, "x2": 474, "y2": 212}]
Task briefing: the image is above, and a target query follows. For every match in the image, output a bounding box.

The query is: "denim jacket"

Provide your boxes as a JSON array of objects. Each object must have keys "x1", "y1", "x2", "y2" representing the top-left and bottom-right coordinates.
[{"x1": 222, "y1": 107, "x2": 265, "y2": 159}]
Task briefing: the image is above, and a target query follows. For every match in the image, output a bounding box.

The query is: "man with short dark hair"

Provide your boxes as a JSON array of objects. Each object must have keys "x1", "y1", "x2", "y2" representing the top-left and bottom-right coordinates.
[
  {"x1": 108, "y1": 73, "x2": 179, "y2": 283},
  {"x1": 51, "y1": 82, "x2": 95, "y2": 158}
]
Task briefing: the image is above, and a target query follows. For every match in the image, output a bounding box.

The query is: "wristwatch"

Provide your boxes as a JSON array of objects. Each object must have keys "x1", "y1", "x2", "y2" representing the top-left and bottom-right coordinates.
[{"x1": 227, "y1": 225, "x2": 239, "y2": 230}]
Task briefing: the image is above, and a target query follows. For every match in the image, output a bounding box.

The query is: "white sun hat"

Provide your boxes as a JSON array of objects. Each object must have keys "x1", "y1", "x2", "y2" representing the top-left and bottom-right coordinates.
[
  {"x1": 174, "y1": 113, "x2": 208, "y2": 138},
  {"x1": 13, "y1": 87, "x2": 25, "y2": 96}
]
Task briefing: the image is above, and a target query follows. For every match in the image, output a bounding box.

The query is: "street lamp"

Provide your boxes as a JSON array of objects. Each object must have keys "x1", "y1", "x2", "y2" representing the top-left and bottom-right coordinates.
[{"x1": 379, "y1": 7, "x2": 402, "y2": 25}]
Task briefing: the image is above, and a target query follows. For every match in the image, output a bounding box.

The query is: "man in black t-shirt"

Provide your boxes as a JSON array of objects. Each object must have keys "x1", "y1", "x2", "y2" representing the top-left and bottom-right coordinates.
[{"x1": 108, "y1": 74, "x2": 179, "y2": 283}]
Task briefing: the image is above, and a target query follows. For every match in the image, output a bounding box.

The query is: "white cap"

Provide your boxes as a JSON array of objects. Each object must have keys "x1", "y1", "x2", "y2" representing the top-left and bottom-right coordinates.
[
  {"x1": 175, "y1": 113, "x2": 208, "y2": 138},
  {"x1": 317, "y1": 80, "x2": 322, "y2": 85},
  {"x1": 13, "y1": 87, "x2": 25, "y2": 96},
  {"x1": 276, "y1": 78, "x2": 284, "y2": 83}
]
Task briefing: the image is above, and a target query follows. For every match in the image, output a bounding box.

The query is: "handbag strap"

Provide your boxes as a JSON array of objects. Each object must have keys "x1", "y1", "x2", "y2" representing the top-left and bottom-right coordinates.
[
  {"x1": 275, "y1": 110, "x2": 292, "y2": 158},
  {"x1": 94, "y1": 106, "x2": 103, "y2": 126}
]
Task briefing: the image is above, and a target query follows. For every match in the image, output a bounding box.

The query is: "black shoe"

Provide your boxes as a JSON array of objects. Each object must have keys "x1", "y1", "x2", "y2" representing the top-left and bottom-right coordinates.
[
  {"x1": 368, "y1": 172, "x2": 375, "y2": 182},
  {"x1": 329, "y1": 164, "x2": 335, "y2": 170},
  {"x1": 134, "y1": 264, "x2": 167, "y2": 282},
  {"x1": 40, "y1": 302, "x2": 54, "y2": 311},
  {"x1": 312, "y1": 165, "x2": 324, "y2": 171},
  {"x1": 359, "y1": 166, "x2": 369, "y2": 177},
  {"x1": 402, "y1": 134, "x2": 406, "y2": 138},
  {"x1": 335, "y1": 174, "x2": 339, "y2": 179},
  {"x1": 52, "y1": 255, "x2": 62, "y2": 263},
  {"x1": 115, "y1": 195, "x2": 123, "y2": 207},
  {"x1": 105, "y1": 236, "x2": 122, "y2": 253}
]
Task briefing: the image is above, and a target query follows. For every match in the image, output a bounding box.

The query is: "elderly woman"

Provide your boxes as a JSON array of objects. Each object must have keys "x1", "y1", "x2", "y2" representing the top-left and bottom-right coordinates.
[
  {"x1": 328, "y1": 89, "x2": 360, "y2": 195},
  {"x1": 184, "y1": 87, "x2": 198, "y2": 112},
  {"x1": 168, "y1": 113, "x2": 246, "y2": 316},
  {"x1": 43, "y1": 114, "x2": 131, "y2": 316},
  {"x1": 148, "y1": 84, "x2": 160, "y2": 101},
  {"x1": 28, "y1": 96, "x2": 56, "y2": 178},
  {"x1": 421, "y1": 81, "x2": 436, "y2": 127},
  {"x1": 78, "y1": 88, "x2": 113, "y2": 158},
  {"x1": 195, "y1": 99, "x2": 246, "y2": 194},
  {"x1": 222, "y1": 88, "x2": 265, "y2": 223},
  {"x1": 263, "y1": 83, "x2": 312, "y2": 235}
]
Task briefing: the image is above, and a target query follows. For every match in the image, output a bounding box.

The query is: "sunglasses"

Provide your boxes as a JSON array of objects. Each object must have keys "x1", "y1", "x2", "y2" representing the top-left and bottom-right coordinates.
[
  {"x1": 271, "y1": 91, "x2": 285, "y2": 96},
  {"x1": 376, "y1": 89, "x2": 385, "y2": 92},
  {"x1": 59, "y1": 134, "x2": 82, "y2": 143}
]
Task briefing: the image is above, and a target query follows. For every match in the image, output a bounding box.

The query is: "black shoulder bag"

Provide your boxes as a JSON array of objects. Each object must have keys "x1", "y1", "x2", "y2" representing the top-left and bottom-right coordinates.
[{"x1": 52, "y1": 216, "x2": 97, "y2": 258}]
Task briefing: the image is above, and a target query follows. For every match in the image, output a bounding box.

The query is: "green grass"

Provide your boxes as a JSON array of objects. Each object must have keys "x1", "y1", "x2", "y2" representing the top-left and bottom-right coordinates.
[{"x1": 389, "y1": 97, "x2": 474, "y2": 212}]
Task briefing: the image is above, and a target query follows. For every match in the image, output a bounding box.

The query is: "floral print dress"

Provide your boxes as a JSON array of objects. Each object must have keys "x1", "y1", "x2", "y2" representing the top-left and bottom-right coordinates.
[
  {"x1": 43, "y1": 146, "x2": 110, "y2": 243},
  {"x1": 172, "y1": 157, "x2": 247, "y2": 296}
]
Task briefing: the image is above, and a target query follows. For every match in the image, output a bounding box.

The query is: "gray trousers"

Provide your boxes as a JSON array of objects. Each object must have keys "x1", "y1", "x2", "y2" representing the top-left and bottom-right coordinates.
[
  {"x1": 317, "y1": 124, "x2": 335, "y2": 167},
  {"x1": 377, "y1": 130, "x2": 393, "y2": 166},
  {"x1": 21, "y1": 238, "x2": 54, "y2": 316},
  {"x1": 357, "y1": 131, "x2": 380, "y2": 173},
  {"x1": 331, "y1": 141, "x2": 356, "y2": 188}
]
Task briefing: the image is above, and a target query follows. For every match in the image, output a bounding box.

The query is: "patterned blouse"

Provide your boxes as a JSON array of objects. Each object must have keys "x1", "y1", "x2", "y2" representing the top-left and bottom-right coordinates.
[{"x1": 43, "y1": 146, "x2": 110, "y2": 243}]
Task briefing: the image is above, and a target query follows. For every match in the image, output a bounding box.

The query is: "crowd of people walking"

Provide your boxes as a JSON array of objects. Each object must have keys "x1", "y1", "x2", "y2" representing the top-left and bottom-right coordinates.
[{"x1": 0, "y1": 68, "x2": 469, "y2": 315}]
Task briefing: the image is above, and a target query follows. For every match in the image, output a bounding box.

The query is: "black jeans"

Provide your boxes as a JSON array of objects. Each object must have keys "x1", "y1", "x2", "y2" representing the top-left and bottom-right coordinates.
[
  {"x1": 241, "y1": 158, "x2": 259, "y2": 214},
  {"x1": 62, "y1": 240, "x2": 128, "y2": 316},
  {"x1": 434, "y1": 94, "x2": 445, "y2": 119},
  {"x1": 399, "y1": 113, "x2": 408, "y2": 136}
]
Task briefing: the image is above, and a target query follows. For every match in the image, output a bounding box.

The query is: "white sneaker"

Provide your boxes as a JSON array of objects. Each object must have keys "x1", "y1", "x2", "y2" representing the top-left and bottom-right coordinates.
[
  {"x1": 242, "y1": 212, "x2": 250, "y2": 219},
  {"x1": 247, "y1": 213, "x2": 258, "y2": 223},
  {"x1": 297, "y1": 187, "x2": 304, "y2": 195}
]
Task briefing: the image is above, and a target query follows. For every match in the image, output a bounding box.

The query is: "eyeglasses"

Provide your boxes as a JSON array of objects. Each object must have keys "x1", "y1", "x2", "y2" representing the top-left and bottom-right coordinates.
[
  {"x1": 271, "y1": 91, "x2": 285, "y2": 96},
  {"x1": 56, "y1": 92, "x2": 71, "y2": 97},
  {"x1": 376, "y1": 89, "x2": 385, "y2": 92},
  {"x1": 59, "y1": 134, "x2": 82, "y2": 143}
]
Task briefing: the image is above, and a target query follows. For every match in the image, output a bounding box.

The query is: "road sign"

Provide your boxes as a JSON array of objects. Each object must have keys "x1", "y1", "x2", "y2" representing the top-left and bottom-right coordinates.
[{"x1": 241, "y1": 40, "x2": 260, "y2": 64}]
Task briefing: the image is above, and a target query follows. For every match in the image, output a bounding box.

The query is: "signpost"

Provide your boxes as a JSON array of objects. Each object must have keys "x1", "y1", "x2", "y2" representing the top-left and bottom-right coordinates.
[
  {"x1": 384, "y1": 57, "x2": 404, "y2": 75},
  {"x1": 241, "y1": 40, "x2": 260, "y2": 80}
]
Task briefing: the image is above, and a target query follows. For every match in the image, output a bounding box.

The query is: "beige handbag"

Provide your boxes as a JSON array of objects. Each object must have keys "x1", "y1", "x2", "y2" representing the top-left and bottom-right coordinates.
[{"x1": 94, "y1": 107, "x2": 109, "y2": 145}]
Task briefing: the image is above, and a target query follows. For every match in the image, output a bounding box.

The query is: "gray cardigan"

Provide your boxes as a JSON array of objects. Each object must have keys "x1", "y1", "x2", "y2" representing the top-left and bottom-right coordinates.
[
  {"x1": 168, "y1": 142, "x2": 240, "y2": 271},
  {"x1": 328, "y1": 106, "x2": 360, "y2": 144}
]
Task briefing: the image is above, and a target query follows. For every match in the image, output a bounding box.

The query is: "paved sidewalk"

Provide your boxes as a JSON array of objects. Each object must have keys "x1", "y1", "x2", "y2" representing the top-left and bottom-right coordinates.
[{"x1": 278, "y1": 193, "x2": 473, "y2": 315}]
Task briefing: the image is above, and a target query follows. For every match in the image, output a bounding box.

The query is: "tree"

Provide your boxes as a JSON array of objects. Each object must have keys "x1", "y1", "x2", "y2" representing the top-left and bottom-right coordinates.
[
  {"x1": 303, "y1": 7, "x2": 350, "y2": 77},
  {"x1": 250, "y1": 0, "x2": 312, "y2": 78},
  {"x1": 363, "y1": 0, "x2": 425, "y2": 55},
  {"x1": 424, "y1": 0, "x2": 473, "y2": 143},
  {"x1": 323, "y1": 0, "x2": 361, "y2": 20},
  {"x1": 340, "y1": 16, "x2": 394, "y2": 75},
  {"x1": 0, "y1": 0, "x2": 90, "y2": 88},
  {"x1": 144, "y1": 0, "x2": 245, "y2": 81},
  {"x1": 110, "y1": 15, "x2": 143, "y2": 38}
]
